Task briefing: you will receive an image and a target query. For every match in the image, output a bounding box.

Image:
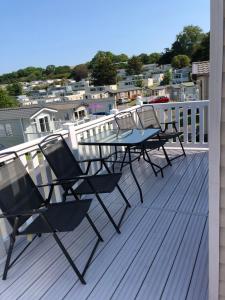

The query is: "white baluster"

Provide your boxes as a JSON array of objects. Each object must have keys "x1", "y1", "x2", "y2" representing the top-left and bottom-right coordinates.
[
  {"x1": 183, "y1": 106, "x2": 188, "y2": 144},
  {"x1": 191, "y1": 106, "x2": 196, "y2": 145}
]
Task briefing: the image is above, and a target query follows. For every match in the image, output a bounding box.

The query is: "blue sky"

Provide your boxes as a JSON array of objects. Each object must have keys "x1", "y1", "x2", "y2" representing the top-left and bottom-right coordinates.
[{"x1": 0, "y1": 0, "x2": 210, "y2": 74}]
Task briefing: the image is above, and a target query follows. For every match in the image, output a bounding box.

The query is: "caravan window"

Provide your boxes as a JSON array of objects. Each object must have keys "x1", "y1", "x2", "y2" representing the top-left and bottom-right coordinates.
[
  {"x1": 0, "y1": 125, "x2": 6, "y2": 137},
  {"x1": 5, "y1": 124, "x2": 13, "y2": 136}
]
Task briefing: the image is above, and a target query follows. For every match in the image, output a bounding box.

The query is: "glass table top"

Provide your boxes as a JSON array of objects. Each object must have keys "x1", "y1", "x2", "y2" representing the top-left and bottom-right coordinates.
[{"x1": 78, "y1": 128, "x2": 160, "y2": 146}]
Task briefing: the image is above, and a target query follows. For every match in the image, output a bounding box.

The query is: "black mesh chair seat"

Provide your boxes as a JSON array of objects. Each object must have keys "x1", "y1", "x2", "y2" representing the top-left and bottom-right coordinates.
[
  {"x1": 21, "y1": 200, "x2": 91, "y2": 234},
  {"x1": 74, "y1": 173, "x2": 122, "y2": 194},
  {"x1": 157, "y1": 131, "x2": 183, "y2": 139},
  {"x1": 134, "y1": 139, "x2": 166, "y2": 150}
]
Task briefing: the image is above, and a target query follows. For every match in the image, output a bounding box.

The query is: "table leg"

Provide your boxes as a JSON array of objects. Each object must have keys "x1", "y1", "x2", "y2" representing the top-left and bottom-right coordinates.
[
  {"x1": 96, "y1": 145, "x2": 104, "y2": 174},
  {"x1": 127, "y1": 146, "x2": 143, "y2": 203},
  {"x1": 112, "y1": 146, "x2": 118, "y2": 172},
  {"x1": 144, "y1": 149, "x2": 164, "y2": 177}
]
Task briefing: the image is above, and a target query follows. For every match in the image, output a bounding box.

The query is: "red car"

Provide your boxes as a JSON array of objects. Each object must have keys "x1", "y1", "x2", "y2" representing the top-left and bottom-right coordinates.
[{"x1": 149, "y1": 96, "x2": 170, "y2": 104}]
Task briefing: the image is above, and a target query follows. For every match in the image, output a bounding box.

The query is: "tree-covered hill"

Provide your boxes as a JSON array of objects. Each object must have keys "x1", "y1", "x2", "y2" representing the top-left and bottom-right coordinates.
[{"x1": 0, "y1": 25, "x2": 209, "y2": 85}]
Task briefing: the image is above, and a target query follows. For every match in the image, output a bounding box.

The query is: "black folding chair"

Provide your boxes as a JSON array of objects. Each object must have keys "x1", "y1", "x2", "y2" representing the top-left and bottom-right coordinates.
[
  {"x1": 38, "y1": 134, "x2": 131, "y2": 234},
  {"x1": 114, "y1": 111, "x2": 171, "y2": 177},
  {"x1": 136, "y1": 105, "x2": 186, "y2": 161},
  {"x1": 0, "y1": 152, "x2": 103, "y2": 284}
]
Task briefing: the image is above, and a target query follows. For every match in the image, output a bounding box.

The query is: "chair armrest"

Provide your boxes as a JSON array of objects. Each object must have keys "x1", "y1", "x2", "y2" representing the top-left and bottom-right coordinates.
[
  {"x1": 59, "y1": 174, "x2": 102, "y2": 181},
  {"x1": 78, "y1": 158, "x2": 105, "y2": 163},
  {"x1": 37, "y1": 181, "x2": 61, "y2": 188},
  {"x1": 160, "y1": 121, "x2": 178, "y2": 132},
  {"x1": 0, "y1": 207, "x2": 47, "y2": 219},
  {"x1": 78, "y1": 158, "x2": 105, "y2": 175},
  {"x1": 37, "y1": 174, "x2": 100, "y2": 188}
]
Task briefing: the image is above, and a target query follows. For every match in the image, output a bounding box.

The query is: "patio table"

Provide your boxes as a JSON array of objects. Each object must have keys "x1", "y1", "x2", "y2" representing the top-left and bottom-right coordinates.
[{"x1": 79, "y1": 128, "x2": 161, "y2": 203}]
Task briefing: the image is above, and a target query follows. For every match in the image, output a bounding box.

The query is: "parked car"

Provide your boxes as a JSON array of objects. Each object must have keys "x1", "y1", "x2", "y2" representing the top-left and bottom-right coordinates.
[
  {"x1": 149, "y1": 96, "x2": 170, "y2": 104},
  {"x1": 117, "y1": 98, "x2": 130, "y2": 105}
]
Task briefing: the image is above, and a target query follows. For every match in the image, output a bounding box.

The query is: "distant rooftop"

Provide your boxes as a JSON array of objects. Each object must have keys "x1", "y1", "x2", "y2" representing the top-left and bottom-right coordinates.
[
  {"x1": 107, "y1": 87, "x2": 142, "y2": 94},
  {"x1": 0, "y1": 106, "x2": 57, "y2": 121},
  {"x1": 150, "y1": 82, "x2": 195, "y2": 90},
  {"x1": 46, "y1": 102, "x2": 87, "y2": 111}
]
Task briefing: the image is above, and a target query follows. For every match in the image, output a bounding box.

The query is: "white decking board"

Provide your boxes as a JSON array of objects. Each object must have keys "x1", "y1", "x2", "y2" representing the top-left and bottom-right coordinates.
[
  {"x1": 91, "y1": 210, "x2": 179, "y2": 300},
  {"x1": 159, "y1": 215, "x2": 207, "y2": 300},
  {"x1": 164, "y1": 152, "x2": 208, "y2": 212},
  {"x1": 143, "y1": 152, "x2": 198, "y2": 209},
  {"x1": 186, "y1": 219, "x2": 208, "y2": 300},
  {"x1": 0, "y1": 150, "x2": 208, "y2": 300}
]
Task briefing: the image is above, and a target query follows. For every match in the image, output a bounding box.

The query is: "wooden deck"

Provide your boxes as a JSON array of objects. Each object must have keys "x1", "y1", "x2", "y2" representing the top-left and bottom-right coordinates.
[{"x1": 0, "y1": 149, "x2": 208, "y2": 300}]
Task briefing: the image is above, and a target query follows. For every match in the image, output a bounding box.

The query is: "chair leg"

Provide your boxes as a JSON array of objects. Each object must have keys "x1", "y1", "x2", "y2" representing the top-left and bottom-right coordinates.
[
  {"x1": 2, "y1": 235, "x2": 15, "y2": 280},
  {"x1": 143, "y1": 150, "x2": 158, "y2": 177},
  {"x1": 112, "y1": 146, "x2": 118, "y2": 172},
  {"x1": 138, "y1": 149, "x2": 143, "y2": 161},
  {"x1": 162, "y1": 145, "x2": 172, "y2": 166},
  {"x1": 116, "y1": 184, "x2": 131, "y2": 208},
  {"x1": 62, "y1": 192, "x2": 67, "y2": 202},
  {"x1": 95, "y1": 193, "x2": 121, "y2": 234},
  {"x1": 39, "y1": 214, "x2": 86, "y2": 284},
  {"x1": 178, "y1": 135, "x2": 186, "y2": 156},
  {"x1": 71, "y1": 189, "x2": 82, "y2": 201},
  {"x1": 120, "y1": 148, "x2": 128, "y2": 171},
  {"x1": 86, "y1": 214, "x2": 103, "y2": 242},
  {"x1": 52, "y1": 231, "x2": 86, "y2": 284},
  {"x1": 82, "y1": 175, "x2": 121, "y2": 234},
  {"x1": 79, "y1": 214, "x2": 103, "y2": 277}
]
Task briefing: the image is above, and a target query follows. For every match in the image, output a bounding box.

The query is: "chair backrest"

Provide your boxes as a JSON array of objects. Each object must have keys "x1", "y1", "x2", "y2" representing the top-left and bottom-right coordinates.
[
  {"x1": 115, "y1": 111, "x2": 137, "y2": 130},
  {"x1": 0, "y1": 153, "x2": 44, "y2": 228},
  {"x1": 39, "y1": 134, "x2": 83, "y2": 191},
  {"x1": 136, "y1": 105, "x2": 161, "y2": 129}
]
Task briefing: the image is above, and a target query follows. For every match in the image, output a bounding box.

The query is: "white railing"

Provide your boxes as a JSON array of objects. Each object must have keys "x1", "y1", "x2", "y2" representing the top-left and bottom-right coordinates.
[
  {"x1": 152, "y1": 100, "x2": 209, "y2": 148},
  {"x1": 0, "y1": 100, "x2": 209, "y2": 259}
]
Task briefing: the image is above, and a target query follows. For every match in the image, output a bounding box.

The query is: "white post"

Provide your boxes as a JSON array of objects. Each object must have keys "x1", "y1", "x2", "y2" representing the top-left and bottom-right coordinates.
[
  {"x1": 110, "y1": 108, "x2": 119, "y2": 115},
  {"x1": 63, "y1": 122, "x2": 78, "y2": 150},
  {"x1": 136, "y1": 95, "x2": 143, "y2": 106},
  {"x1": 209, "y1": 0, "x2": 224, "y2": 299},
  {"x1": 0, "y1": 222, "x2": 6, "y2": 262}
]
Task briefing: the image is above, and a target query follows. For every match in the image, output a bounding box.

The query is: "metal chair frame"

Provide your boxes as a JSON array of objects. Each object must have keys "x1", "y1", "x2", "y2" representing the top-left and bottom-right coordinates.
[
  {"x1": 136, "y1": 105, "x2": 186, "y2": 161},
  {"x1": 39, "y1": 134, "x2": 131, "y2": 234},
  {"x1": 0, "y1": 152, "x2": 103, "y2": 284},
  {"x1": 114, "y1": 111, "x2": 172, "y2": 177}
]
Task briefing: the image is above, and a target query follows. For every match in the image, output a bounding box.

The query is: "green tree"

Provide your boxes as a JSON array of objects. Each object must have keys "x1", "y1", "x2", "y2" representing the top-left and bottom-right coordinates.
[
  {"x1": 138, "y1": 53, "x2": 150, "y2": 64},
  {"x1": 192, "y1": 32, "x2": 210, "y2": 62},
  {"x1": 0, "y1": 89, "x2": 19, "y2": 108},
  {"x1": 148, "y1": 53, "x2": 161, "y2": 64},
  {"x1": 91, "y1": 56, "x2": 117, "y2": 85},
  {"x1": 114, "y1": 53, "x2": 128, "y2": 63},
  {"x1": 45, "y1": 65, "x2": 56, "y2": 75},
  {"x1": 53, "y1": 66, "x2": 71, "y2": 78},
  {"x1": 158, "y1": 48, "x2": 174, "y2": 65},
  {"x1": 90, "y1": 51, "x2": 128, "y2": 70},
  {"x1": 161, "y1": 69, "x2": 172, "y2": 85},
  {"x1": 135, "y1": 79, "x2": 144, "y2": 88},
  {"x1": 126, "y1": 56, "x2": 143, "y2": 75},
  {"x1": 89, "y1": 51, "x2": 114, "y2": 69},
  {"x1": 171, "y1": 55, "x2": 191, "y2": 69},
  {"x1": 114, "y1": 62, "x2": 127, "y2": 69},
  {"x1": 6, "y1": 82, "x2": 23, "y2": 96},
  {"x1": 71, "y1": 64, "x2": 89, "y2": 81},
  {"x1": 172, "y1": 25, "x2": 204, "y2": 57}
]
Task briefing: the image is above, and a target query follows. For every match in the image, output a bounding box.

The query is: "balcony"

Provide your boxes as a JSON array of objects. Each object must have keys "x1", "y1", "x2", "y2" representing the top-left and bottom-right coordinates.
[{"x1": 0, "y1": 101, "x2": 209, "y2": 299}]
